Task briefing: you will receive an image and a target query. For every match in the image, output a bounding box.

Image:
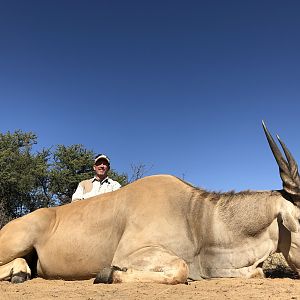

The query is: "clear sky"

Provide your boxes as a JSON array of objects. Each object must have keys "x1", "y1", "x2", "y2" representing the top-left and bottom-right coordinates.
[{"x1": 0, "y1": 1, "x2": 300, "y2": 192}]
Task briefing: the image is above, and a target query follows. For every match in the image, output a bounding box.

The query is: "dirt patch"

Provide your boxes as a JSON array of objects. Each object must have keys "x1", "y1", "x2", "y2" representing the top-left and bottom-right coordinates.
[{"x1": 1, "y1": 278, "x2": 300, "y2": 300}]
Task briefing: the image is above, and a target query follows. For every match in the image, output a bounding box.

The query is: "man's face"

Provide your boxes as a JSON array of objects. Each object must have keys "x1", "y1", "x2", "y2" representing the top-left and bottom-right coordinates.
[{"x1": 93, "y1": 159, "x2": 109, "y2": 179}]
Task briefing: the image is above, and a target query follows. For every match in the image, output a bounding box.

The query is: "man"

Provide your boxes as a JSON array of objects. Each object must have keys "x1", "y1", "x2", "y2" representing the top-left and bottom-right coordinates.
[{"x1": 71, "y1": 154, "x2": 121, "y2": 202}]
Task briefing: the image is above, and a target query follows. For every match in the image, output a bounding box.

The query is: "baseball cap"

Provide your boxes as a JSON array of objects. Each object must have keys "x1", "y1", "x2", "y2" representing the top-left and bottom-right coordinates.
[{"x1": 94, "y1": 154, "x2": 110, "y2": 164}]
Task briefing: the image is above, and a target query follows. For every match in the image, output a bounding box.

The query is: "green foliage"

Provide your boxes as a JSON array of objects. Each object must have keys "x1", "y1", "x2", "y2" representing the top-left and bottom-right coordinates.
[
  {"x1": 49, "y1": 145, "x2": 95, "y2": 205},
  {"x1": 0, "y1": 130, "x2": 51, "y2": 221}
]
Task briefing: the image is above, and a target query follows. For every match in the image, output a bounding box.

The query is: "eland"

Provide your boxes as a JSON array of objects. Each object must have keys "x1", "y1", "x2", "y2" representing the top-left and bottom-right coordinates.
[{"x1": 1, "y1": 122, "x2": 300, "y2": 284}]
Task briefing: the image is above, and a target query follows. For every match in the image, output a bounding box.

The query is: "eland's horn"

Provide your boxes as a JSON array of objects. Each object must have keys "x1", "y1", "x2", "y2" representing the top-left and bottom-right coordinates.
[{"x1": 262, "y1": 120, "x2": 300, "y2": 196}]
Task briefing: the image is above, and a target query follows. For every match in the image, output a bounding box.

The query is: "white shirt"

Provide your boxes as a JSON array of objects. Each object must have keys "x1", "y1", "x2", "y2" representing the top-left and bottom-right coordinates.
[{"x1": 71, "y1": 177, "x2": 121, "y2": 202}]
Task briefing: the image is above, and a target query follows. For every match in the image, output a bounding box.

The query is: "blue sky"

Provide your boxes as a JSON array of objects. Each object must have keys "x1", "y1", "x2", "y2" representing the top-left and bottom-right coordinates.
[{"x1": 0, "y1": 1, "x2": 300, "y2": 192}]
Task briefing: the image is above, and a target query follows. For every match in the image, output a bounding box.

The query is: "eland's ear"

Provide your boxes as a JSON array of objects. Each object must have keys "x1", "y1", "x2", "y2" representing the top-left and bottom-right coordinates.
[{"x1": 280, "y1": 210, "x2": 299, "y2": 233}]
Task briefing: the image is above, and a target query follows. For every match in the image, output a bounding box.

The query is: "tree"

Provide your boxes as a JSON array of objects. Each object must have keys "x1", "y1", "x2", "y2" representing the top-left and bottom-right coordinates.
[
  {"x1": 0, "y1": 130, "x2": 50, "y2": 221},
  {"x1": 128, "y1": 163, "x2": 153, "y2": 183},
  {"x1": 48, "y1": 144, "x2": 95, "y2": 205}
]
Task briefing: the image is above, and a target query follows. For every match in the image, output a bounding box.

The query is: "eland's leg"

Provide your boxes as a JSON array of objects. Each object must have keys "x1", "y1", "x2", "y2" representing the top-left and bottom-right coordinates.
[
  {"x1": 94, "y1": 247, "x2": 189, "y2": 284},
  {"x1": 0, "y1": 258, "x2": 31, "y2": 283},
  {"x1": 0, "y1": 217, "x2": 35, "y2": 283}
]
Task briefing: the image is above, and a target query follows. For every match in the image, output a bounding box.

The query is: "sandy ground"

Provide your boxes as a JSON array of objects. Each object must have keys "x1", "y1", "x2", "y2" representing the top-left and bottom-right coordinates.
[{"x1": 1, "y1": 278, "x2": 300, "y2": 300}]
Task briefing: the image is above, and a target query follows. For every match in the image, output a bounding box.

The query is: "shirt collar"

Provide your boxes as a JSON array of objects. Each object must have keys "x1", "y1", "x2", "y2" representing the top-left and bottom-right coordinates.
[{"x1": 92, "y1": 176, "x2": 109, "y2": 184}]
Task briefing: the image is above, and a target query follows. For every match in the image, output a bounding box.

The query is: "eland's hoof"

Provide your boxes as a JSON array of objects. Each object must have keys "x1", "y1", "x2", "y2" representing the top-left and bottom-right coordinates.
[
  {"x1": 93, "y1": 266, "x2": 127, "y2": 284},
  {"x1": 94, "y1": 267, "x2": 114, "y2": 284},
  {"x1": 11, "y1": 272, "x2": 30, "y2": 284}
]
